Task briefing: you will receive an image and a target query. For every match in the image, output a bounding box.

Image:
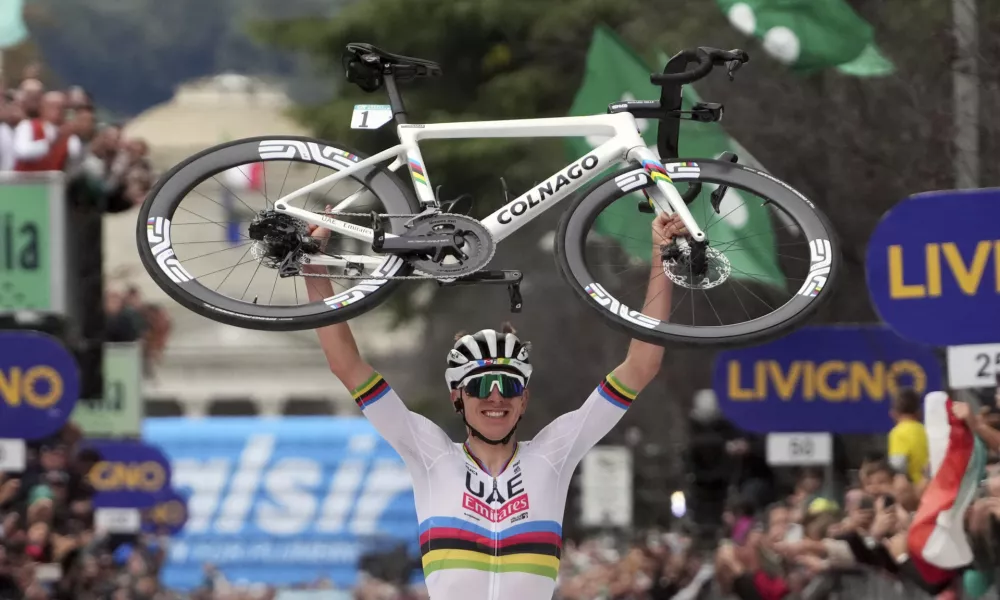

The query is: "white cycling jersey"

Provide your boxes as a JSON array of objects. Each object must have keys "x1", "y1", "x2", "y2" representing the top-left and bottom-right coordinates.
[{"x1": 350, "y1": 369, "x2": 637, "y2": 600}]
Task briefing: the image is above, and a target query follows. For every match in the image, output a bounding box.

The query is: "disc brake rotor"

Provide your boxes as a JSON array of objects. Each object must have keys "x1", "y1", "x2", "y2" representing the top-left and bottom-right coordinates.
[
  {"x1": 663, "y1": 245, "x2": 731, "y2": 289},
  {"x1": 403, "y1": 214, "x2": 495, "y2": 278}
]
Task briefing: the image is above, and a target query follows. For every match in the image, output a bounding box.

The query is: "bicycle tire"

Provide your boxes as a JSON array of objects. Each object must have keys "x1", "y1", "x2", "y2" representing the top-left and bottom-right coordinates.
[
  {"x1": 555, "y1": 159, "x2": 840, "y2": 347},
  {"x1": 136, "y1": 135, "x2": 419, "y2": 332}
]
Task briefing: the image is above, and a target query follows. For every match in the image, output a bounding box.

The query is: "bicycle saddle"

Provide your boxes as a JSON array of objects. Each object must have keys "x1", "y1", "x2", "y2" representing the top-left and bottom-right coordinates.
[{"x1": 345, "y1": 43, "x2": 443, "y2": 78}]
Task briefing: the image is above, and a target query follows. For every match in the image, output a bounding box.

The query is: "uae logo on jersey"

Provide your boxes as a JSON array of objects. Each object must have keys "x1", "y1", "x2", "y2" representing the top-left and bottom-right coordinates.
[{"x1": 462, "y1": 468, "x2": 529, "y2": 522}]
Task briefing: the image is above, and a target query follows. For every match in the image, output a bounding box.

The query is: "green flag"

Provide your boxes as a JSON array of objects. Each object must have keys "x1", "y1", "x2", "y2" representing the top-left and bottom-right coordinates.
[
  {"x1": 566, "y1": 25, "x2": 785, "y2": 288},
  {"x1": 718, "y1": 0, "x2": 894, "y2": 76},
  {"x1": 0, "y1": 0, "x2": 26, "y2": 49}
]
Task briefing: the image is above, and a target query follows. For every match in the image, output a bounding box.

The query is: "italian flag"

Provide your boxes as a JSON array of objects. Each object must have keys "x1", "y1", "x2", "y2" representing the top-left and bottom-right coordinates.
[{"x1": 907, "y1": 392, "x2": 988, "y2": 585}]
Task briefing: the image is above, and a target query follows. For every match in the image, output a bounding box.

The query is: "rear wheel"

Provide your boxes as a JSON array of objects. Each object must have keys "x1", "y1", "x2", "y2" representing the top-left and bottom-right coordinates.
[
  {"x1": 136, "y1": 136, "x2": 419, "y2": 331},
  {"x1": 555, "y1": 158, "x2": 839, "y2": 347}
]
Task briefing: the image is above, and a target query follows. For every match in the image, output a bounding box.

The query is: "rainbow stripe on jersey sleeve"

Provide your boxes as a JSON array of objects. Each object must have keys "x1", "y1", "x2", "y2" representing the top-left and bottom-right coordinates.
[
  {"x1": 597, "y1": 374, "x2": 636, "y2": 410},
  {"x1": 352, "y1": 372, "x2": 391, "y2": 410}
]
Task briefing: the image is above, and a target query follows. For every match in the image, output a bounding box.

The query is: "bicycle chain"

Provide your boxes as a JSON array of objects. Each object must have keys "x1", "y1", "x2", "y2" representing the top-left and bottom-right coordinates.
[{"x1": 298, "y1": 211, "x2": 479, "y2": 281}]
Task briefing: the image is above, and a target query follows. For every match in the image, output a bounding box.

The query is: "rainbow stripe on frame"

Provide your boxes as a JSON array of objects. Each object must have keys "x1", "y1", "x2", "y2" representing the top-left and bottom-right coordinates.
[
  {"x1": 641, "y1": 159, "x2": 671, "y2": 183},
  {"x1": 409, "y1": 159, "x2": 428, "y2": 186}
]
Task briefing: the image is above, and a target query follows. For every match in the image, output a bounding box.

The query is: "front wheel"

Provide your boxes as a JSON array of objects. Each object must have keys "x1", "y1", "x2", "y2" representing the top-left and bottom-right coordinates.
[{"x1": 555, "y1": 159, "x2": 839, "y2": 347}]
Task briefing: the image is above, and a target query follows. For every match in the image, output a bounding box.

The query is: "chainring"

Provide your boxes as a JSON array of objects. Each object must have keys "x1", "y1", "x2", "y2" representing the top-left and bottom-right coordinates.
[{"x1": 401, "y1": 213, "x2": 495, "y2": 278}]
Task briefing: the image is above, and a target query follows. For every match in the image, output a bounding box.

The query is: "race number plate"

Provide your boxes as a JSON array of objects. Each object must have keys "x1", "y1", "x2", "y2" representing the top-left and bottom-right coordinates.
[{"x1": 351, "y1": 104, "x2": 393, "y2": 130}]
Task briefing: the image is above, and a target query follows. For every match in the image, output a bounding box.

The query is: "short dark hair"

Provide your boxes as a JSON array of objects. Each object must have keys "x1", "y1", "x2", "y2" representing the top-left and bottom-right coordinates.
[
  {"x1": 453, "y1": 321, "x2": 517, "y2": 342},
  {"x1": 867, "y1": 460, "x2": 895, "y2": 479},
  {"x1": 893, "y1": 387, "x2": 921, "y2": 416}
]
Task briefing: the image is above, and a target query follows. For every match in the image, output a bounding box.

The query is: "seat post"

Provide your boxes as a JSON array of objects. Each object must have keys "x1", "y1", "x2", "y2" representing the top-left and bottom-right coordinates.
[{"x1": 383, "y1": 70, "x2": 408, "y2": 125}]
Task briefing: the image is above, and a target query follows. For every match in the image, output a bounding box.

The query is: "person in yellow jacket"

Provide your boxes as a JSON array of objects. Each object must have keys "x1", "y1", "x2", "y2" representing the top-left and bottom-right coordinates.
[{"x1": 888, "y1": 387, "x2": 929, "y2": 487}]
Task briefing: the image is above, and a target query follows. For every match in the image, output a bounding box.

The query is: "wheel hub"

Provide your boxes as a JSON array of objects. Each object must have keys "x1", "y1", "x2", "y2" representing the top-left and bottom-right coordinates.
[{"x1": 662, "y1": 243, "x2": 731, "y2": 289}]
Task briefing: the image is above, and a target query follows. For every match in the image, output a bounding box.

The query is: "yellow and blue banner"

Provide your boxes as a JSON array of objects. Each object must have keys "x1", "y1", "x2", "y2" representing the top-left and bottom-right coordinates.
[
  {"x1": 866, "y1": 188, "x2": 1000, "y2": 346},
  {"x1": 0, "y1": 331, "x2": 80, "y2": 440},
  {"x1": 711, "y1": 325, "x2": 941, "y2": 433}
]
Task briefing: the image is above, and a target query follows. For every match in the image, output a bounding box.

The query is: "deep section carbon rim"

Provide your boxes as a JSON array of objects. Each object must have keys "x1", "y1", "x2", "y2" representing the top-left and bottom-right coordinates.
[
  {"x1": 136, "y1": 136, "x2": 418, "y2": 330},
  {"x1": 557, "y1": 159, "x2": 839, "y2": 346}
]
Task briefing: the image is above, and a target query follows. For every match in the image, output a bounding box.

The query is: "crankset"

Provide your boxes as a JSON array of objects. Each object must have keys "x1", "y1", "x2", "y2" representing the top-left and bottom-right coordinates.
[{"x1": 372, "y1": 212, "x2": 496, "y2": 279}]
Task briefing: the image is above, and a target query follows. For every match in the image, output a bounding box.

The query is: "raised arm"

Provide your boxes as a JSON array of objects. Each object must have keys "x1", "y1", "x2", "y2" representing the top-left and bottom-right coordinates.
[
  {"x1": 303, "y1": 216, "x2": 453, "y2": 466},
  {"x1": 609, "y1": 211, "x2": 680, "y2": 394},
  {"x1": 529, "y1": 213, "x2": 681, "y2": 471}
]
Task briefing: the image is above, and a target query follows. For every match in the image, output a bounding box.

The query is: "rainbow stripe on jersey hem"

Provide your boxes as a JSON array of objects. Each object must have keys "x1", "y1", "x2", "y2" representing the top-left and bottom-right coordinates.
[
  {"x1": 419, "y1": 517, "x2": 562, "y2": 581},
  {"x1": 598, "y1": 374, "x2": 636, "y2": 409},
  {"x1": 352, "y1": 372, "x2": 390, "y2": 410}
]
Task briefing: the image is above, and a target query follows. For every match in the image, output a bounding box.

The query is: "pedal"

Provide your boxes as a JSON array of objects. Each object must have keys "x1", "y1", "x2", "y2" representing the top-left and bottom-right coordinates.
[
  {"x1": 508, "y1": 281, "x2": 523, "y2": 313},
  {"x1": 709, "y1": 152, "x2": 739, "y2": 213}
]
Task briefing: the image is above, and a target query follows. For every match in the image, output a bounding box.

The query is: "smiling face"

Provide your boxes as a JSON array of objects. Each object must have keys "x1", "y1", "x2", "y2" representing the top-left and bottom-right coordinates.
[{"x1": 452, "y1": 372, "x2": 529, "y2": 441}]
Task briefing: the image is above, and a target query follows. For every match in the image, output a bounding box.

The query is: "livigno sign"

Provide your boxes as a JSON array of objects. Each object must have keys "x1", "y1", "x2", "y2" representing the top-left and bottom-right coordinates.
[{"x1": 0, "y1": 172, "x2": 67, "y2": 315}]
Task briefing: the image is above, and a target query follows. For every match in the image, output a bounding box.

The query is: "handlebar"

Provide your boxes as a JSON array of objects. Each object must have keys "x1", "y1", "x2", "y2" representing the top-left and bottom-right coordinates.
[{"x1": 650, "y1": 47, "x2": 750, "y2": 86}]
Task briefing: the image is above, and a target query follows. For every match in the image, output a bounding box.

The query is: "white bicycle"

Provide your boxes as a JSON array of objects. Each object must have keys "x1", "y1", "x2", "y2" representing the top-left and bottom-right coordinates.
[{"x1": 137, "y1": 43, "x2": 838, "y2": 346}]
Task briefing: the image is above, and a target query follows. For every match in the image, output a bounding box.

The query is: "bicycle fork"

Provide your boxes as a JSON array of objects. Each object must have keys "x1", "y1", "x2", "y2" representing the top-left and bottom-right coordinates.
[
  {"x1": 626, "y1": 146, "x2": 706, "y2": 242},
  {"x1": 627, "y1": 146, "x2": 708, "y2": 273}
]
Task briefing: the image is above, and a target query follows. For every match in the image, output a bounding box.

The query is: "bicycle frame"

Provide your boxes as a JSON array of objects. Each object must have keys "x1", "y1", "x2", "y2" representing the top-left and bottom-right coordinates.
[{"x1": 271, "y1": 111, "x2": 707, "y2": 269}]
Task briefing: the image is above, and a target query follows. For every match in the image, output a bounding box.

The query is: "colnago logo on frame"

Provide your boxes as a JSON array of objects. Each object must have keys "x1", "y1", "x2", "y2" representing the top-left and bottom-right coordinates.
[{"x1": 497, "y1": 154, "x2": 600, "y2": 224}]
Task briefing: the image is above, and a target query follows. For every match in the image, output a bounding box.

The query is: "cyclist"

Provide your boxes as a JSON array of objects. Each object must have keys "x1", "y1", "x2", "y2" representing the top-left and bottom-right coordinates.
[{"x1": 304, "y1": 209, "x2": 685, "y2": 600}]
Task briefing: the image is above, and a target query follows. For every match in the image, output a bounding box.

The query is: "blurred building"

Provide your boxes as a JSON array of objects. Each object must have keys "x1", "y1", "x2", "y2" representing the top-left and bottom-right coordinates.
[{"x1": 123, "y1": 73, "x2": 311, "y2": 167}]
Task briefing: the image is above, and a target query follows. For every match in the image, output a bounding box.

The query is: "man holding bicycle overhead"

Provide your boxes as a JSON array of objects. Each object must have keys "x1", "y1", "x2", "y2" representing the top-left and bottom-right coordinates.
[{"x1": 304, "y1": 209, "x2": 684, "y2": 600}]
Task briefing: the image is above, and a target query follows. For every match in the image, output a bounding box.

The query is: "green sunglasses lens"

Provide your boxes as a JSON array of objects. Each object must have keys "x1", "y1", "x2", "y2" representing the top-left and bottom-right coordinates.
[{"x1": 464, "y1": 374, "x2": 524, "y2": 398}]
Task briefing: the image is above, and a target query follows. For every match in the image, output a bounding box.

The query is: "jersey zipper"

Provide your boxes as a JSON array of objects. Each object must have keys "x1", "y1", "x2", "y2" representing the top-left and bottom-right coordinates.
[{"x1": 491, "y1": 476, "x2": 500, "y2": 600}]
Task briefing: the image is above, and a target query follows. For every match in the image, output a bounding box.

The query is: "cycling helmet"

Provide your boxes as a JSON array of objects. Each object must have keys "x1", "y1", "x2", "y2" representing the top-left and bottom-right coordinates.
[
  {"x1": 445, "y1": 328, "x2": 532, "y2": 390},
  {"x1": 445, "y1": 326, "x2": 532, "y2": 446}
]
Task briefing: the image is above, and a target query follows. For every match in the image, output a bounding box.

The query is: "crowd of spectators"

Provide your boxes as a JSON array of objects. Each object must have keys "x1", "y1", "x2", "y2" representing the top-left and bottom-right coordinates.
[
  {"x1": 0, "y1": 65, "x2": 153, "y2": 207},
  {"x1": 104, "y1": 282, "x2": 172, "y2": 378},
  {"x1": 0, "y1": 424, "x2": 170, "y2": 600},
  {"x1": 0, "y1": 64, "x2": 174, "y2": 377},
  {"x1": 169, "y1": 388, "x2": 999, "y2": 600},
  {"x1": 0, "y1": 65, "x2": 177, "y2": 599},
  {"x1": 549, "y1": 386, "x2": 1000, "y2": 600}
]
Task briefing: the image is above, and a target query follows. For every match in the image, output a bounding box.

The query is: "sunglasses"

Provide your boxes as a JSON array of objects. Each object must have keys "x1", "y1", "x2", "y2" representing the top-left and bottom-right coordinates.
[{"x1": 461, "y1": 373, "x2": 525, "y2": 399}]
